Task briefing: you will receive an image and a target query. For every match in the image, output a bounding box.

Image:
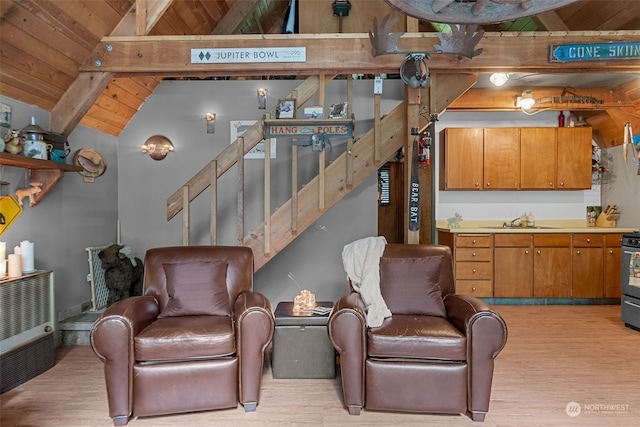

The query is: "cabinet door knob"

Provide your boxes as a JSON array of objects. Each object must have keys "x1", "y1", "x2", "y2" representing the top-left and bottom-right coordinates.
[
  {"x1": 560, "y1": 182, "x2": 565, "y2": 187},
  {"x1": 609, "y1": 250, "x2": 614, "y2": 254},
  {"x1": 486, "y1": 182, "x2": 490, "y2": 187},
  {"x1": 472, "y1": 269, "x2": 477, "y2": 273},
  {"x1": 576, "y1": 250, "x2": 581, "y2": 255},
  {"x1": 472, "y1": 287, "x2": 477, "y2": 292},
  {"x1": 587, "y1": 238, "x2": 591, "y2": 243},
  {"x1": 525, "y1": 250, "x2": 529, "y2": 254},
  {"x1": 472, "y1": 252, "x2": 476, "y2": 257},
  {"x1": 549, "y1": 182, "x2": 553, "y2": 187},
  {"x1": 475, "y1": 182, "x2": 479, "y2": 187},
  {"x1": 537, "y1": 250, "x2": 541, "y2": 255},
  {"x1": 472, "y1": 239, "x2": 477, "y2": 244}
]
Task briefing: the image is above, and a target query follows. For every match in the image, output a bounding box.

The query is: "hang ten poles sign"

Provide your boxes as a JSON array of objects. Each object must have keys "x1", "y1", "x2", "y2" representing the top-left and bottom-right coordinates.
[{"x1": 191, "y1": 47, "x2": 306, "y2": 64}]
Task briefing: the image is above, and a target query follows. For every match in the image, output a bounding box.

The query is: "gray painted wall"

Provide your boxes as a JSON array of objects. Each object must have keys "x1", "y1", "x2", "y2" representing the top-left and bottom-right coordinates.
[{"x1": 0, "y1": 96, "x2": 119, "y2": 316}]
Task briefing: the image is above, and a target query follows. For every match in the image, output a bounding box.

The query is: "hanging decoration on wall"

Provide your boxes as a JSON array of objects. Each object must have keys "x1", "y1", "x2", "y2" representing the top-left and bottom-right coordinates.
[
  {"x1": 73, "y1": 148, "x2": 107, "y2": 183},
  {"x1": 383, "y1": 0, "x2": 580, "y2": 24}
]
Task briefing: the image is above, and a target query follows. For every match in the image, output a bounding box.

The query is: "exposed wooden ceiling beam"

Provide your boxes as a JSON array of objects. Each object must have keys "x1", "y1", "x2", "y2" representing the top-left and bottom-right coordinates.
[
  {"x1": 535, "y1": 11, "x2": 570, "y2": 31},
  {"x1": 82, "y1": 32, "x2": 640, "y2": 77},
  {"x1": 212, "y1": 0, "x2": 262, "y2": 35},
  {"x1": 50, "y1": 0, "x2": 174, "y2": 135}
]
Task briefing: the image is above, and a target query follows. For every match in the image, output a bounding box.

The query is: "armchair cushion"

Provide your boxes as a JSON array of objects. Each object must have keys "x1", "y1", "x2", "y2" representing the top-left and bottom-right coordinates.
[
  {"x1": 379, "y1": 256, "x2": 446, "y2": 318},
  {"x1": 135, "y1": 315, "x2": 235, "y2": 361},
  {"x1": 159, "y1": 260, "x2": 230, "y2": 318},
  {"x1": 367, "y1": 314, "x2": 466, "y2": 360}
]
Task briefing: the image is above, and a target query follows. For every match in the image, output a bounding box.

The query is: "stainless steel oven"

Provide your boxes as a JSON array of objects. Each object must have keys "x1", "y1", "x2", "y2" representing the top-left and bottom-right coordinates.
[{"x1": 621, "y1": 232, "x2": 640, "y2": 331}]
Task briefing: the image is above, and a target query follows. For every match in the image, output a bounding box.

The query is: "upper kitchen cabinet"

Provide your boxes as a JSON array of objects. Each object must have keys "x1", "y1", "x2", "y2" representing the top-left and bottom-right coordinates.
[
  {"x1": 440, "y1": 127, "x2": 593, "y2": 191},
  {"x1": 440, "y1": 128, "x2": 484, "y2": 190},
  {"x1": 557, "y1": 127, "x2": 593, "y2": 190},
  {"x1": 520, "y1": 128, "x2": 557, "y2": 189},
  {"x1": 483, "y1": 128, "x2": 520, "y2": 190}
]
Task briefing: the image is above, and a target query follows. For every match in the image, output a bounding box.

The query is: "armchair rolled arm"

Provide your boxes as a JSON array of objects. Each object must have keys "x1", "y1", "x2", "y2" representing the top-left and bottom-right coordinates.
[
  {"x1": 90, "y1": 296, "x2": 159, "y2": 421},
  {"x1": 444, "y1": 294, "x2": 508, "y2": 419},
  {"x1": 234, "y1": 291, "x2": 275, "y2": 410},
  {"x1": 327, "y1": 292, "x2": 367, "y2": 415}
]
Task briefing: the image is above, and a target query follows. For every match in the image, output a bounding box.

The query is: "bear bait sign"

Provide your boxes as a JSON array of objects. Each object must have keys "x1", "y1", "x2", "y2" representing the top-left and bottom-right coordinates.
[{"x1": 191, "y1": 47, "x2": 306, "y2": 64}]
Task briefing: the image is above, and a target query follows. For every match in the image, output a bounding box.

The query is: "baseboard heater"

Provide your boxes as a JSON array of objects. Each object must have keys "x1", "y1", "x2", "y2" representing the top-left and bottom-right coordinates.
[{"x1": 0, "y1": 271, "x2": 55, "y2": 394}]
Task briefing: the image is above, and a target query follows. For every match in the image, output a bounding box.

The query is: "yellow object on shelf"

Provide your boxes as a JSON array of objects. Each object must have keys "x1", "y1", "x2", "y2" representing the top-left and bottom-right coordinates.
[{"x1": 0, "y1": 194, "x2": 23, "y2": 236}]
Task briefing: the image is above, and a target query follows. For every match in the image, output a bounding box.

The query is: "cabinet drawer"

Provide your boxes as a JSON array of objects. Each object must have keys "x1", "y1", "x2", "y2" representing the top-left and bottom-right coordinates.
[
  {"x1": 494, "y1": 234, "x2": 532, "y2": 247},
  {"x1": 456, "y1": 248, "x2": 492, "y2": 261},
  {"x1": 455, "y1": 235, "x2": 492, "y2": 247},
  {"x1": 605, "y1": 233, "x2": 622, "y2": 247},
  {"x1": 573, "y1": 234, "x2": 604, "y2": 247},
  {"x1": 533, "y1": 234, "x2": 571, "y2": 247},
  {"x1": 456, "y1": 261, "x2": 492, "y2": 280},
  {"x1": 456, "y1": 280, "x2": 493, "y2": 297}
]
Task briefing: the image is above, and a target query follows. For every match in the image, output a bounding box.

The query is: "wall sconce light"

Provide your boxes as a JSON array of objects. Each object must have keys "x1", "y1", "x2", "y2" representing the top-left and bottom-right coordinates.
[
  {"x1": 515, "y1": 90, "x2": 535, "y2": 110},
  {"x1": 205, "y1": 112, "x2": 216, "y2": 134},
  {"x1": 400, "y1": 53, "x2": 430, "y2": 88},
  {"x1": 489, "y1": 72, "x2": 510, "y2": 86},
  {"x1": 141, "y1": 135, "x2": 174, "y2": 161},
  {"x1": 257, "y1": 88, "x2": 267, "y2": 110}
]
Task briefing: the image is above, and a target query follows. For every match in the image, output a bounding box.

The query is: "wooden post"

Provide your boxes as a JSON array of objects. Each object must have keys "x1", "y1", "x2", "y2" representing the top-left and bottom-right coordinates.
[
  {"x1": 210, "y1": 160, "x2": 217, "y2": 245},
  {"x1": 264, "y1": 137, "x2": 271, "y2": 257},
  {"x1": 374, "y1": 92, "x2": 381, "y2": 164},
  {"x1": 318, "y1": 75, "x2": 326, "y2": 211},
  {"x1": 237, "y1": 137, "x2": 244, "y2": 245},
  {"x1": 182, "y1": 185, "x2": 189, "y2": 246},
  {"x1": 291, "y1": 144, "x2": 298, "y2": 235}
]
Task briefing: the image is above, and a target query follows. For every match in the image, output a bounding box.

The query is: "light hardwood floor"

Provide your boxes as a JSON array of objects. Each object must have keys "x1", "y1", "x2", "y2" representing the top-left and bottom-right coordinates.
[{"x1": 2, "y1": 305, "x2": 639, "y2": 427}]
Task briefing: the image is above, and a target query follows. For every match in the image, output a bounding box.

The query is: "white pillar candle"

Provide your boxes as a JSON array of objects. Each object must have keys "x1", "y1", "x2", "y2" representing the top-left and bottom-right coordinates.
[
  {"x1": 0, "y1": 242, "x2": 6, "y2": 261},
  {"x1": 0, "y1": 259, "x2": 6, "y2": 278},
  {"x1": 20, "y1": 240, "x2": 34, "y2": 273},
  {"x1": 8, "y1": 254, "x2": 21, "y2": 278}
]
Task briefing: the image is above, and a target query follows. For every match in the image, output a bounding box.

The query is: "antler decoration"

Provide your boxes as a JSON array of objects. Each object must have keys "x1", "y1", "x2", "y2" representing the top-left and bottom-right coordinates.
[
  {"x1": 368, "y1": 14, "x2": 484, "y2": 59},
  {"x1": 434, "y1": 24, "x2": 484, "y2": 58},
  {"x1": 368, "y1": 15, "x2": 402, "y2": 57}
]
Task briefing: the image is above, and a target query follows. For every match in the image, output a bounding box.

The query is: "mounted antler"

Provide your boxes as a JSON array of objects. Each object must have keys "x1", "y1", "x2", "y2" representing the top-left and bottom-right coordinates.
[{"x1": 368, "y1": 15, "x2": 402, "y2": 57}]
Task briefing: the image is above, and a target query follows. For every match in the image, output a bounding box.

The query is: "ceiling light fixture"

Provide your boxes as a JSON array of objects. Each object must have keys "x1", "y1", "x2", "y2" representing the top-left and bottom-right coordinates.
[
  {"x1": 141, "y1": 135, "x2": 174, "y2": 161},
  {"x1": 515, "y1": 90, "x2": 535, "y2": 110},
  {"x1": 400, "y1": 53, "x2": 430, "y2": 89},
  {"x1": 489, "y1": 72, "x2": 510, "y2": 86}
]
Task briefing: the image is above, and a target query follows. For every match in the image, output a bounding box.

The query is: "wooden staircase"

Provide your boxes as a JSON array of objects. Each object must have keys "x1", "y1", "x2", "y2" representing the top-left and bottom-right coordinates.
[{"x1": 166, "y1": 75, "x2": 407, "y2": 271}]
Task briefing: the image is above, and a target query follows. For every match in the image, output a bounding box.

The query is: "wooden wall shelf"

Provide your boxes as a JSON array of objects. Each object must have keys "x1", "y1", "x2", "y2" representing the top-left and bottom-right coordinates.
[{"x1": 0, "y1": 152, "x2": 82, "y2": 206}]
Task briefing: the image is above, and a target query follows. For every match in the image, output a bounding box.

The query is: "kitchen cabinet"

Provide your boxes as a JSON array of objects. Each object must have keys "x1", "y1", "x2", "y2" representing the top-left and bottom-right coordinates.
[
  {"x1": 604, "y1": 233, "x2": 623, "y2": 298},
  {"x1": 532, "y1": 234, "x2": 572, "y2": 298},
  {"x1": 440, "y1": 128, "x2": 483, "y2": 190},
  {"x1": 440, "y1": 127, "x2": 592, "y2": 191},
  {"x1": 494, "y1": 234, "x2": 533, "y2": 297},
  {"x1": 557, "y1": 127, "x2": 592, "y2": 189},
  {"x1": 520, "y1": 127, "x2": 556, "y2": 189},
  {"x1": 572, "y1": 234, "x2": 604, "y2": 298},
  {"x1": 452, "y1": 234, "x2": 493, "y2": 297},
  {"x1": 483, "y1": 128, "x2": 520, "y2": 189}
]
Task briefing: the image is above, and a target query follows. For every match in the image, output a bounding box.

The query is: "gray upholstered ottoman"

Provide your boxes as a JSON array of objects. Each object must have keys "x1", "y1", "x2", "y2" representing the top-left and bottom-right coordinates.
[{"x1": 272, "y1": 301, "x2": 336, "y2": 379}]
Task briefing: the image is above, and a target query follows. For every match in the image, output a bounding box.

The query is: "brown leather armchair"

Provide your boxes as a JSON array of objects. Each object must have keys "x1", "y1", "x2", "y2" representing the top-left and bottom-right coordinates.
[
  {"x1": 328, "y1": 244, "x2": 507, "y2": 421},
  {"x1": 91, "y1": 246, "x2": 274, "y2": 426}
]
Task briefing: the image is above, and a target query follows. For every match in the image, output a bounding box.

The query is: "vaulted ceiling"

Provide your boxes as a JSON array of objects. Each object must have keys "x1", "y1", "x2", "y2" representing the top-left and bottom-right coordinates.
[{"x1": 1, "y1": 0, "x2": 639, "y2": 147}]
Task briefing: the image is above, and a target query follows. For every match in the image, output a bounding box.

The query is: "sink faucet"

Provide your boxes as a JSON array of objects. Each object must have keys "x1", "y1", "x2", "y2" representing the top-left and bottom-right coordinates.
[{"x1": 503, "y1": 217, "x2": 522, "y2": 228}]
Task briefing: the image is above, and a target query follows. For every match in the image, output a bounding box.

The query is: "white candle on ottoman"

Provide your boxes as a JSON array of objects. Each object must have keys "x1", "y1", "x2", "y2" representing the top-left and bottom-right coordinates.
[
  {"x1": 8, "y1": 254, "x2": 22, "y2": 278},
  {"x1": 0, "y1": 259, "x2": 6, "y2": 278},
  {"x1": 0, "y1": 242, "x2": 6, "y2": 261},
  {"x1": 20, "y1": 240, "x2": 35, "y2": 273}
]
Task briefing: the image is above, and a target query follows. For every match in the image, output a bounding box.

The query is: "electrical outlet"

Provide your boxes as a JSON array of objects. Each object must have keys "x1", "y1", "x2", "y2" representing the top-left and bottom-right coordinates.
[{"x1": 374, "y1": 76, "x2": 383, "y2": 94}]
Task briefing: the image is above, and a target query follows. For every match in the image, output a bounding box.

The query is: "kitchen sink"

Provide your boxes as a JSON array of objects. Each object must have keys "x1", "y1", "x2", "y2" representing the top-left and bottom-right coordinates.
[{"x1": 481, "y1": 226, "x2": 557, "y2": 229}]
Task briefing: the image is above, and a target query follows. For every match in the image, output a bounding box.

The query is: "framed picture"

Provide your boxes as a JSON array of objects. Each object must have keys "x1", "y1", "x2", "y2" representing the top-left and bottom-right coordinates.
[
  {"x1": 277, "y1": 99, "x2": 295, "y2": 119},
  {"x1": 0, "y1": 103, "x2": 11, "y2": 128},
  {"x1": 329, "y1": 101, "x2": 348, "y2": 119},
  {"x1": 230, "y1": 120, "x2": 276, "y2": 159},
  {"x1": 304, "y1": 106, "x2": 324, "y2": 119}
]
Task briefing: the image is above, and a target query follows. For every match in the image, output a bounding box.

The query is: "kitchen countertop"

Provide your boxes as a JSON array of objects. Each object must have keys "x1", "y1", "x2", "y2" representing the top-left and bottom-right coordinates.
[{"x1": 436, "y1": 220, "x2": 638, "y2": 234}]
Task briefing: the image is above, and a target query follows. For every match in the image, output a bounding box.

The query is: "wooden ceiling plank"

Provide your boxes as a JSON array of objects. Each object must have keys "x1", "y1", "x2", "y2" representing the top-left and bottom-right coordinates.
[
  {"x1": 431, "y1": 73, "x2": 478, "y2": 115},
  {"x1": 535, "y1": 11, "x2": 570, "y2": 31},
  {"x1": 26, "y1": 0, "x2": 99, "y2": 50},
  {"x1": 55, "y1": 0, "x2": 114, "y2": 38},
  {"x1": 79, "y1": 114, "x2": 124, "y2": 137},
  {"x1": 103, "y1": 78, "x2": 159, "y2": 110},
  {"x1": 0, "y1": 81, "x2": 56, "y2": 111},
  {"x1": 82, "y1": 32, "x2": 640, "y2": 76},
  {"x1": 0, "y1": 62, "x2": 64, "y2": 102},
  {"x1": 212, "y1": 0, "x2": 262, "y2": 35}
]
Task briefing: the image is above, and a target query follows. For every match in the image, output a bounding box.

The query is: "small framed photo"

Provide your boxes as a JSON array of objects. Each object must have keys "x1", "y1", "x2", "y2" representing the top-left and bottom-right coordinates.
[
  {"x1": 0, "y1": 103, "x2": 11, "y2": 128},
  {"x1": 277, "y1": 99, "x2": 296, "y2": 119},
  {"x1": 304, "y1": 106, "x2": 324, "y2": 119},
  {"x1": 329, "y1": 101, "x2": 348, "y2": 119},
  {"x1": 231, "y1": 120, "x2": 276, "y2": 159}
]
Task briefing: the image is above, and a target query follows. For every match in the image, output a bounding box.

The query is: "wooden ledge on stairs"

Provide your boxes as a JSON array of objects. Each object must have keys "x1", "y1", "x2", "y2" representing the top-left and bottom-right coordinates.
[{"x1": 0, "y1": 152, "x2": 83, "y2": 206}]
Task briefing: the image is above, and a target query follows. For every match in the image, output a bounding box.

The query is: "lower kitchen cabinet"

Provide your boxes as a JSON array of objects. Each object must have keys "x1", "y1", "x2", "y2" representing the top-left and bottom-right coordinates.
[
  {"x1": 572, "y1": 234, "x2": 604, "y2": 298},
  {"x1": 494, "y1": 234, "x2": 533, "y2": 297},
  {"x1": 604, "y1": 234, "x2": 623, "y2": 298},
  {"x1": 449, "y1": 234, "x2": 494, "y2": 297},
  {"x1": 533, "y1": 244, "x2": 572, "y2": 298}
]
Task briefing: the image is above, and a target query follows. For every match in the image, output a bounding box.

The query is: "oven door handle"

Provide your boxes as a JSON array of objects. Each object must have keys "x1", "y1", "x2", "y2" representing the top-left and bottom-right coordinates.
[
  {"x1": 623, "y1": 250, "x2": 638, "y2": 255},
  {"x1": 624, "y1": 300, "x2": 640, "y2": 309}
]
